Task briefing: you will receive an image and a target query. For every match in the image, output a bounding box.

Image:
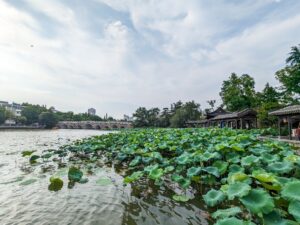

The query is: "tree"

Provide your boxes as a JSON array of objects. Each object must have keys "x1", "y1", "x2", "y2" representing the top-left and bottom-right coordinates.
[
  {"x1": 207, "y1": 100, "x2": 216, "y2": 111},
  {"x1": 0, "y1": 107, "x2": 5, "y2": 124},
  {"x1": 276, "y1": 44, "x2": 300, "y2": 97},
  {"x1": 148, "y1": 108, "x2": 160, "y2": 127},
  {"x1": 21, "y1": 104, "x2": 47, "y2": 125},
  {"x1": 159, "y1": 108, "x2": 171, "y2": 127},
  {"x1": 39, "y1": 112, "x2": 57, "y2": 128},
  {"x1": 220, "y1": 73, "x2": 257, "y2": 111},
  {"x1": 133, "y1": 107, "x2": 149, "y2": 127},
  {"x1": 256, "y1": 83, "x2": 281, "y2": 127}
]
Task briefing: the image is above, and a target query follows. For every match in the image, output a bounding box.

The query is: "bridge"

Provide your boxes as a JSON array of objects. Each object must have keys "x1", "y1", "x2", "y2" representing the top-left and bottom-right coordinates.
[{"x1": 56, "y1": 121, "x2": 133, "y2": 130}]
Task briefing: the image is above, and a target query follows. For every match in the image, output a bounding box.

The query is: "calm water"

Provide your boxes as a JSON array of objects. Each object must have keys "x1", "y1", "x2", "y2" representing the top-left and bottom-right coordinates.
[{"x1": 0, "y1": 130, "x2": 210, "y2": 225}]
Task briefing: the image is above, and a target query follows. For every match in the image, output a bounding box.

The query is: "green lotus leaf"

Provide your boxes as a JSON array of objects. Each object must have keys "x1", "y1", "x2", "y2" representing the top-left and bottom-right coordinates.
[
  {"x1": 229, "y1": 164, "x2": 244, "y2": 174},
  {"x1": 187, "y1": 167, "x2": 201, "y2": 177},
  {"x1": 230, "y1": 144, "x2": 245, "y2": 151},
  {"x1": 68, "y1": 167, "x2": 83, "y2": 182},
  {"x1": 241, "y1": 155, "x2": 259, "y2": 167},
  {"x1": 22, "y1": 150, "x2": 35, "y2": 157},
  {"x1": 288, "y1": 201, "x2": 300, "y2": 222},
  {"x1": 201, "y1": 151, "x2": 221, "y2": 161},
  {"x1": 148, "y1": 168, "x2": 164, "y2": 180},
  {"x1": 277, "y1": 177, "x2": 292, "y2": 186},
  {"x1": 249, "y1": 147, "x2": 268, "y2": 155},
  {"x1": 150, "y1": 152, "x2": 163, "y2": 161},
  {"x1": 42, "y1": 153, "x2": 53, "y2": 159},
  {"x1": 214, "y1": 217, "x2": 255, "y2": 225},
  {"x1": 144, "y1": 164, "x2": 159, "y2": 173},
  {"x1": 129, "y1": 156, "x2": 141, "y2": 167},
  {"x1": 261, "y1": 182, "x2": 281, "y2": 192},
  {"x1": 215, "y1": 143, "x2": 230, "y2": 151},
  {"x1": 48, "y1": 177, "x2": 63, "y2": 191},
  {"x1": 260, "y1": 153, "x2": 280, "y2": 164},
  {"x1": 78, "y1": 178, "x2": 89, "y2": 184},
  {"x1": 267, "y1": 162, "x2": 293, "y2": 175},
  {"x1": 252, "y1": 171, "x2": 278, "y2": 183},
  {"x1": 203, "y1": 189, "x2": 225, "y2": 207},
  {"x1": 213, "y1": 161, "x2": 228, "y2": 175},
  {"x1": 220, "y1": 184, "x2": 229, "y2": 193},
  {"x1": 212, "y1": 207, "x2": 242, "y2": 219},
  {"x1": 96, "y1": 177, "x2": 113, "y2": 186},
  {"x1": 124, "y1": 171, "x2": 144, "y2": 183},
  {"x1": 240, "y1": 189, "x2": 275, "y2": 215},
  {"x1": 176, "y1": 154, "x2": 190, "y2": 165},
  {"x1": 178, "y1": 177, "x2": 191, "y2": 189},
  {"x1": 284, "y1": 155, "x2": 299, "y2": 163},
  {"x1": 202, "y1": 166, "x2": 220, "y2": 177},
  {"x1": 227, "y1": 182, "x2": 251, "y2": 200},
  {"x1": 263, "y1": 210, "x2": 290, "y2": 225},
  {"x1": 142, "y1": 157, "x2": 153, "y2": 164},
  {"x1": 117, "y1": 152, "x2": 127, "y2": 161},
  {"x1": 281, "y1": 181, "x2": 300, "y2": 201},
  {"x1": 171, "y1": 174, "x2": 183, "y2": 182},
  {"x1": 29, "y1": 155, "x2": 40, "y2": 163},
  {"x1": 228, "y1": 173, "x2": 249, "y2": 184},
  {"x1": 226, "y1": 152, "x2": 241, "y2": 163},
  {"x1": 164, "y1": 166, "x2": 175, "y2": 173},
  {"x1": 172, "y1": 194, "x2": 190, "y2": 202}
]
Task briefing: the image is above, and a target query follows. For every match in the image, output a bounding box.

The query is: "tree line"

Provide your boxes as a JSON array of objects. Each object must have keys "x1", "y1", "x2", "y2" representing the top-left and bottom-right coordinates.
[
  {"x1": 0, "y1": 104, "x2": 116, "y2": 128},
  {"x1": 132, "y1": 44, "x2": 300, "y2": 128}
]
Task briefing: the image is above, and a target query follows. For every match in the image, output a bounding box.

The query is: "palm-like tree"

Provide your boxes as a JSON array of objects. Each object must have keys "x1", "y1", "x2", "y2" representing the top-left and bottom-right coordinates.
[{"x1": 286, "y1": 44, "x2": 300, "y2": 66}]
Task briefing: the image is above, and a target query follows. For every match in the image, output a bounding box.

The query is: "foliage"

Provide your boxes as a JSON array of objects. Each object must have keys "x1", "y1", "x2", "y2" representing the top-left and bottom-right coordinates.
[
  {"x1": 0, "y1": 107, "x2": 6, "y2": 124},
  {"x1": 39, "y1": 112, "x2": 57, "y2": 128},
  {"x1": 220, "y1": 73, "x2": 257, "y2": 111},
  {"x1": 23, "y1": 128, "x2": 300, "y2": 224}
]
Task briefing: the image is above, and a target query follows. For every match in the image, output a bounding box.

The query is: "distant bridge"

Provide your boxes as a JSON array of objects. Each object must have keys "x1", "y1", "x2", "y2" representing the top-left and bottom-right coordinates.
[{"x1": 57, "y1": 121, "x2": 133, "y2": 130}]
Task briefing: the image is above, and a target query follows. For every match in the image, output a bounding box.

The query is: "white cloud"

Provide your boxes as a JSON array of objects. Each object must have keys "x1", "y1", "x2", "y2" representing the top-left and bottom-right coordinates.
[{"x1": 0, "y1": 0, "x2": 299, "y2": 117}]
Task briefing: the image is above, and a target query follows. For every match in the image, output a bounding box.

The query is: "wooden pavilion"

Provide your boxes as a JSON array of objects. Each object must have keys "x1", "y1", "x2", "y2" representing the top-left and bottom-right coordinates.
[
  {"x1": 187, "y1": 108, "x2": 257, "y2": 129},
  {"x1": 269, "y1": 105, "x2": 300, "y2": 140}
]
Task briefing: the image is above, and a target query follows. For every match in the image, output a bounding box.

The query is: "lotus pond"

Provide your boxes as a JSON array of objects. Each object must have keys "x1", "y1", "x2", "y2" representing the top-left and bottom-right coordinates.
[{"x1": 8, "y1": 129, "x2": 300, "y2": 224}]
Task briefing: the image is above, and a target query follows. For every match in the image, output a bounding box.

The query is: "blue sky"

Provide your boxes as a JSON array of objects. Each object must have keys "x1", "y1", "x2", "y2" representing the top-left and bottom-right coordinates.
[{"x1": 0, "y1": 0, "x2": 300, "y2": 118}]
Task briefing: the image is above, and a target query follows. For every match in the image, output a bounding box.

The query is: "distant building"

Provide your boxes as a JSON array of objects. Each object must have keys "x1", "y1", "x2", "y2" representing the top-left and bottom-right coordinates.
[
  {"x1": 0, "y1": 101, "x2": 23, "y2": 117},
  {"x1": 88, "y1": 108, "x2": 96, "y2": 116}
]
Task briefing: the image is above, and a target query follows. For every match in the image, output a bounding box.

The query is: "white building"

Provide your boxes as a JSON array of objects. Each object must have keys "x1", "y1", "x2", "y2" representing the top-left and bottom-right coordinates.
[{"x1": 0, "y1": 101, "x2": 23, "y2": 117}]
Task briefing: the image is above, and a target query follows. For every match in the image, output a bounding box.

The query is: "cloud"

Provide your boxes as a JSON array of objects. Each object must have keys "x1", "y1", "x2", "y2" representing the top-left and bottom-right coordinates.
[{"x1": 0, "y1": 0, "x2": 300, "y2": 117}]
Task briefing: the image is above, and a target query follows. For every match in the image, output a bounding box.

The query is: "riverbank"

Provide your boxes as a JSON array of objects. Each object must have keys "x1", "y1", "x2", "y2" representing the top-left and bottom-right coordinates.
[{"x1": 0, "y1": 125, "x2": 45, "y2": 129}]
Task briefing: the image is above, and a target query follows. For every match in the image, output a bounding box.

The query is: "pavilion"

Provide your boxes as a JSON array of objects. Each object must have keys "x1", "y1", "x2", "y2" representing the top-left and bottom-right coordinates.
[{"x1": 269, "y1": 105, "x2": 300, "y2": 140}]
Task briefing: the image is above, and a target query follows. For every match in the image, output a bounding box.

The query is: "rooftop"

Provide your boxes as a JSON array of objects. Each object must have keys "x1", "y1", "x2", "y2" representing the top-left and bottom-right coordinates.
[{"x1": 269, "y1": 105, "x2": 300, "y2": 116}]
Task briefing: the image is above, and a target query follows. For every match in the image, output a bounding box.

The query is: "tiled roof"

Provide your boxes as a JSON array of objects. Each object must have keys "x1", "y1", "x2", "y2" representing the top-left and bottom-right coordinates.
[{"x1": 269, "y1": 105, "x2": 300, "y2": 116}]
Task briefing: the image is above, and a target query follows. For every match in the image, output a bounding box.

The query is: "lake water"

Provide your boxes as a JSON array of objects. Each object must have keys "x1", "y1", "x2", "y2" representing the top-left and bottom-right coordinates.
[{"x1": 0, "y1": 130, "x2": 210, "y2": 225}]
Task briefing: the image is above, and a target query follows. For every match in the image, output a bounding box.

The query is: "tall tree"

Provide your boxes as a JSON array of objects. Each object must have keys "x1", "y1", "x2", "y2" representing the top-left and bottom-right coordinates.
[
  {"x1": 276, "y1": 44, "x2": 300, "y2": 96},
  {"x1": 0, "y1": 107, "x2": 6, "y2": 124},
  {"x1": 39, "y1": 112, "x2": 57, "y2": 128},
  {"x1": 220, "y1": 73, "x2": 257, "y2": 111},
  {"x1": 133, "y1": 107, "x2": 149, "y2": 127}
]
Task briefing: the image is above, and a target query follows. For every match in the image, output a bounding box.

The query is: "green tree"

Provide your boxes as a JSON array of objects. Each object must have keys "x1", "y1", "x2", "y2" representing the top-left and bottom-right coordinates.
[
  {"x1": 39, "y1": 112, "x2": 57, "y2": 128},
  {"x1": 21, "y1": 104, "x2": 47, "y2": 125},
  {"x1": 148, "y1": 108, "x2": 160, "y2": 127},
  {"x1": 256, "y1": 83, "x2": 281, "y2": 127},
  {"x1": 159, "y1": 108, "x2": 171, "y2": 127},
  {"x1": 0, "y1": 107, "x2": 6, "y2": 124},
  {"x1": 220, "y1": 73, "x2": 257, "y2": 111},
  {"x1": 276, "y1": 44, "x2": 300, "y2": 96},
  {"x1": 133, "y1": 107, "x2": 149, "y2": 127}
]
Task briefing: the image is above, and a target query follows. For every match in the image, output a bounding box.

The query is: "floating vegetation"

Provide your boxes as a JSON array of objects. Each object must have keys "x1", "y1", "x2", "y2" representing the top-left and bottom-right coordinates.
[
  {"x1": 48, "y1": 177, "x2": 63, "y2": 191},
  {"x1": 21, "y1": 128, "x2": 300, "y2": 224}
]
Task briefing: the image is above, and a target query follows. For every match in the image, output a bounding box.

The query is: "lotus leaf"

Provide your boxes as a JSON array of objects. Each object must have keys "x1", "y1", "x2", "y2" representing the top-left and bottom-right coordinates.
[
  {"x1": 231, "y1": 144, "x2": 245, "y2": 151},
  {"x1": 187, "y1": 167, "x2": 201, "y2": 177},
  {"x1": 216, "y1": 217, "x2": 256, "y2": 225},
  {"x1": 142, "y1": 157, "x2": 152, "y2": 164},
  {"x1": 29, "y1": 155, "x2": 40, "y2": 163},
  {"x1": 68, "y1": 167, "x2": 83, "y2": 182},
  {"x1": 213, "y1": 161, "x2": 228, "y2": 175},
  {"x1": 48, "y1": 177, "x2": 63, "y2": 191},
  {"x1": 176, "y1": 154, "x2": 190, "y2": 165},
  {"x1": 227, "y1": 182, "x2": 251, "y2": 200},
  {"x1": 203, "y1": 189, "x2": 225, "y2": 207},
  {"x1": 202, "y1": 166, "x2": 220, "y2": 177},
  {"x1": 288, "y1": 201, "x2": 300, "y2": 222},
  {"x1": 263, "y1": 211, "x2": 290, "y2": 225},
  {"x1": 212, "y1": 207, "x2": 242, "y2": 219},
  {"x1": 117, "y1": 152, "x2": 127, "y2": 161},
  {"x1": 252, "y1": 171, "x2": 278, "y2": 183},
  {"x1": 229, "y1": 164, "x2": 244, "y2": 174},
  {"x1": 260, "y1": 153, "x2": 280, "y2": 164},
  {"x1": 228, "y1": 173, "x2": 249, "y2": 184},
  {"x1": 178, "y1": 177, "x2": 191, "y2": 189},
  {"x1": 129, "y1": 156, "x2": 141, "y2": 167},
  {"x1": 144, "y1": 164, "x2": 159, "y2": 173},
  {"x1": 171, "y1": 174, "x2": 183, "y2": 182},
  {"x1": 241, "y1": 155, "x2": 259, "y2": 167},
  {"x1": 285, "y1": 155, "x2": 299, "y2": 163},
  {"x1": 268, "y1": 162, "x2": 293, "y2": 174},
  {"x1": 172, "y1": 194, "x2": 190, "y2": 202},
  {"x1": 148, "y1": 168, "x2": 164, "y2": 180},
  {"x1": 281, "y1": 181, "x2": 300, "y2": 201},
  {"x1": 240, "y1": 189, "x2": 275, "y2": 215},
  {"x1": 22, "y1": 150, "x2": 35, "y2": 157},
  {"x1": 124, "y1": 171, "x2": 144, "y2": 183},
  {"x1": 164, "y1": 166, "x2": 175, "y2": 173}
]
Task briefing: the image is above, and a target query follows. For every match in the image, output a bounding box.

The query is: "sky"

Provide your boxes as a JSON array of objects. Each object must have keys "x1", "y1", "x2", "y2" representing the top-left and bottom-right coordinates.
[{"x1": 0, "y1": 0, "x2": 300, "y2": 118}]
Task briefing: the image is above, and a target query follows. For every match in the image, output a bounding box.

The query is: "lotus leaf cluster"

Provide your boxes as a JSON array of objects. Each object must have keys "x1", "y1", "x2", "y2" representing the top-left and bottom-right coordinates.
[{"x1": 23, "y1": 128, "x2": 300, "y2": 224}]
